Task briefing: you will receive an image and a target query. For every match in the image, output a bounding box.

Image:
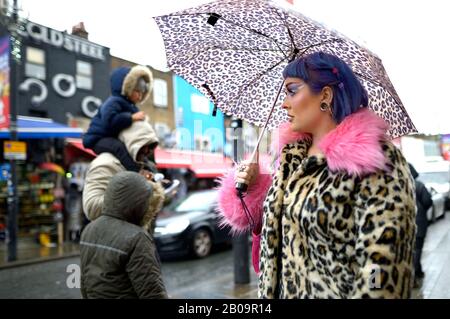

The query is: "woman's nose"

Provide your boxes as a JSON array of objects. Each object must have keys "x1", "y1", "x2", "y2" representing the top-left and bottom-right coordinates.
[{"x1": 282, "y1": 100, "x2": 290, "y2": 110}]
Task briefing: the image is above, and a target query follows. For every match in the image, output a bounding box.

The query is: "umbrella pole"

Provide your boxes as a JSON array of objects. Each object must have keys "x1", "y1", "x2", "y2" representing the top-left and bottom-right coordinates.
[
  {"x1": 251, "y1": 80, "x2": 285, "y2": 163},
  {"x1": 235, "y1": 80, "x2": 285, "y2": 193}
]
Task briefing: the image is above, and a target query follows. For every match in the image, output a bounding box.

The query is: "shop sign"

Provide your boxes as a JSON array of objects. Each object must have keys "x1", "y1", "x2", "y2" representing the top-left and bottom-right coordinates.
[
  {"x1": 18, "y1": 21, "x2": 105, "y2": 61},
  {"x1": 0, "y1": 36, "x2": 9, "y2": 129},
  {"x1": 19, "y1": 75, "x2": 102, "y2": 118},
  {"x1": 3, "y1": 141, "x2": 27, "y2": 160}
]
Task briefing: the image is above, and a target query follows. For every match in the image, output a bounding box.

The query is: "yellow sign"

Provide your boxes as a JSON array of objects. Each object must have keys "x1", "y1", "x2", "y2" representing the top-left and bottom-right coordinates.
[{"x1": 3, "y1": 141, "x2": 27, "y2": 160}]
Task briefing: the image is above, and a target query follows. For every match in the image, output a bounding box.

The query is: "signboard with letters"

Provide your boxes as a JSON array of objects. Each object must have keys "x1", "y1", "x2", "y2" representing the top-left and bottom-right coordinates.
[
  {"x1": 0, "y1": 35, "x2": 9, "y2": 129},
  {"x1": 3, "y1": 141, "x2": 27, "y2": 160}
]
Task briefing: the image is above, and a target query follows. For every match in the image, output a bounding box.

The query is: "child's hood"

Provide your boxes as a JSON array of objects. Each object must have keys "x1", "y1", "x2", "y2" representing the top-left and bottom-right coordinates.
[
  {"x1": 119, "y1": 120, "x2": 159, "y2": 162},
  {"x1": 110, "y1": 65, "x2": 153, "y2": 104},
  {"x1": 102, "y1": 171, "x2": 152, "y2": 225}
]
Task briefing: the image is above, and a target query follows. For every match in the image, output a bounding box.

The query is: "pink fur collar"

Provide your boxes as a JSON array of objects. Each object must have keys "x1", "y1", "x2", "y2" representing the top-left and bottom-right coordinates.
[{"x1": 274, "y1": 108, "x2": 389, "y2": 176}]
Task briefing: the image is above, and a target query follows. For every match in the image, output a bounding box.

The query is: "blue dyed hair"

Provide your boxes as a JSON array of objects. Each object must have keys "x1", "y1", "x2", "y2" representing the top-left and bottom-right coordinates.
[{"x1": 282, "y1": 51, "x2": 368, "y2": 124}]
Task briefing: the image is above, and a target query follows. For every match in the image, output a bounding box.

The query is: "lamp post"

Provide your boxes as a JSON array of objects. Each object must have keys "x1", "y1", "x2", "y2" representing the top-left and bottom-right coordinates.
[
  {"x1": 230, "y1": 117, "x2": 250, "y2": 284},
  {"x1": 1, "y1": 0, "x2": 26, "y2": 262}
]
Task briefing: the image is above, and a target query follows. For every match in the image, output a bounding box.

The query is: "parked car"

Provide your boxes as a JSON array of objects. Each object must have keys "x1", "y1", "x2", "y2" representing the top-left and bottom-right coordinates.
[
  {"x1": 415, "y1": 160, "x2": 450, "y2": 222},
  {"x1": 154, "y1": 189, "x2": 232, "y2": 259}
]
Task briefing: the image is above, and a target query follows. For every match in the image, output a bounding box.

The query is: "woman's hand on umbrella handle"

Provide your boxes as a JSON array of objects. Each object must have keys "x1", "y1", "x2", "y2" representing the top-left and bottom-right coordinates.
[{"x1": 235, "y1": 160, "x2": 259, "y2": 194}]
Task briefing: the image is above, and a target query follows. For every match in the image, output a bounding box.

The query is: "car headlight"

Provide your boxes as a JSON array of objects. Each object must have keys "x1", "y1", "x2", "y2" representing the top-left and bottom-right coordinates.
[{"x1": 155, "y1": 219, "x2": 190, "y2": 236}]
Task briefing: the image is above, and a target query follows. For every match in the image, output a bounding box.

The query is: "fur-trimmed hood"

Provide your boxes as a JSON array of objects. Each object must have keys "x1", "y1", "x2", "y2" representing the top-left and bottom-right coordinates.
[
  {"x1": 273, "y1": 107, "x2": 389, "y2": 176},
  {"x1": 110, "y1": 65, "x2": 153, "y2": 104}
]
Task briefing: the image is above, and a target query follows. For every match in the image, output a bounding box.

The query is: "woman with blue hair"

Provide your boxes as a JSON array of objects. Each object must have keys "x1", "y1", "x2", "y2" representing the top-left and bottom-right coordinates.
[{"x1": 217, "y1": 51, "x2": 416, "y2": 298}]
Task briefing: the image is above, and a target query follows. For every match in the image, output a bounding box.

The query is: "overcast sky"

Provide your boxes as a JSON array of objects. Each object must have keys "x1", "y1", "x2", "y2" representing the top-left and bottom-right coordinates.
[{"x1": 20, "y1": 0, "x2": 450, "y2": 135}]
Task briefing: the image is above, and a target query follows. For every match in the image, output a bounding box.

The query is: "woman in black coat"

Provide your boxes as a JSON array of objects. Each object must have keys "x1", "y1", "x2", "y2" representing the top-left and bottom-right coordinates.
[{"x1": 409, "y1": 163, "x2": 432, "y2": 283}]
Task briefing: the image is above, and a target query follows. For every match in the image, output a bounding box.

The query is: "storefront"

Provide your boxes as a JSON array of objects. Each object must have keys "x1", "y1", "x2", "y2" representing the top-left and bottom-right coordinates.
[
  {"x1": 0, "y1": 20, "x2": 110, "y2": 249},
  {"x1": 0, "y1": 116, "x2": 83, "y2": 245}
]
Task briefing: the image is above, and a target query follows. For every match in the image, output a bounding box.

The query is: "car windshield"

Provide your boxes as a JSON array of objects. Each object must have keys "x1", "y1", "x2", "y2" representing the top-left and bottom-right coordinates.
[
  {"x1": 418, "y1": 172, "x2": 450, "y2": 185},
  {"x1": 174, "y1": 190, "x2": 218, "y2": 213}
]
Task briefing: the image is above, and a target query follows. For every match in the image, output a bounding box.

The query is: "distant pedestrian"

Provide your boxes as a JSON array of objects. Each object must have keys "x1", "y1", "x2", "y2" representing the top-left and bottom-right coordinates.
[
  {"x1": 80, "y1": 171, "x2": 167, "y2": 299},
  {"x1": 409, "y1": 163, "x2": 432, "y2": 287}
]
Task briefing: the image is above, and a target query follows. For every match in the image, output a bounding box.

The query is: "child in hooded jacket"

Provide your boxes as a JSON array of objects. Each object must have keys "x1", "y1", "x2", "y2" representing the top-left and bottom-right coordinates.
[{"x1": 83, "y1": 65, "x2": 155, "y2": 172}]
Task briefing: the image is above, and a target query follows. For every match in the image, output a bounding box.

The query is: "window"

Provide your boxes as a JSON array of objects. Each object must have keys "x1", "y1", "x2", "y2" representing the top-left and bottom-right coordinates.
[
  {"x1": 76, "y1": 60, "x2": 92, "y2": 90},
  {"x1": 153, "y1": 78, "x2": 168, "y2": 107},
  {"x1": 25, "y1": 47, "x2": 45, "y2": 80}
]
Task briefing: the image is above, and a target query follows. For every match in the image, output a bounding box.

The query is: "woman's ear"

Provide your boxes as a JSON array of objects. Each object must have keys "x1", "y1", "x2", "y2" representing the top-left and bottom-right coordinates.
[{"x1": 321, "y1": 86, "x2": 334, "y2": 105}]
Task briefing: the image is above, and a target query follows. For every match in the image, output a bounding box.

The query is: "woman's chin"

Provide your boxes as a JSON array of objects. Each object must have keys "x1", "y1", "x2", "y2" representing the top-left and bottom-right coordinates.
[{"x1": 290, "y1": 121, "x2": 303, "y2": 133}]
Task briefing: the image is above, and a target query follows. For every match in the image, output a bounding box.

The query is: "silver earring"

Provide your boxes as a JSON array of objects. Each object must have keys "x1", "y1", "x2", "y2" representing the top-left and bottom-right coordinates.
[{"x1": 320, "y1": 102, "x2": 329, "y2": 112}]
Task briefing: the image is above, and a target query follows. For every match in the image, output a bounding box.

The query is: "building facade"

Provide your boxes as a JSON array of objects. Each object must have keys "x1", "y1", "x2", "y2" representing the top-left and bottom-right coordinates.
[{"x1": 0, "y1": 20, "x2": 111, "y2": 131}]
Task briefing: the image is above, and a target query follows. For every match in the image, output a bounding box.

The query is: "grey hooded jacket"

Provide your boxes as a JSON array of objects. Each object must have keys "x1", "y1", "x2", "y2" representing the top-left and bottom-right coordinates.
[{"x1": 80, "y1": 171, "x2": 168, "y2": 299}]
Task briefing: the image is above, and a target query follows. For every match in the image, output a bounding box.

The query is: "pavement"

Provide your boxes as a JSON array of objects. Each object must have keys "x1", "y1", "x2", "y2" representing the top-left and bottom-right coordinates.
[
  {"x1": 0, "y1": 237, "x2": 79, "y2": 269},
  {"x1": 412, "y1": 211, "x2": 450, "y2": 299}
]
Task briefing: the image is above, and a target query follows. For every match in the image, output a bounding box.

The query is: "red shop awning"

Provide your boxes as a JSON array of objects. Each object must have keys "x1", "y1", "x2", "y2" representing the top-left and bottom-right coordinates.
[
  {"x1": 65, "y1": 139, "x2": 232, "y2": 178},
  {"x1": 153, "y1": 148, "x2": 232, "y2": 178}
]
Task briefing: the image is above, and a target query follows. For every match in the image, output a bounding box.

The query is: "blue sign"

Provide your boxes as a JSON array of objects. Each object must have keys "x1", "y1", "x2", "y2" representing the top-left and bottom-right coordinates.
[
  {"x1": 174, "y1": 76, "x2": 225, "y2": 152},
  {"x1": 0, "y1": 163, "x2": 11, "y2": 182}
]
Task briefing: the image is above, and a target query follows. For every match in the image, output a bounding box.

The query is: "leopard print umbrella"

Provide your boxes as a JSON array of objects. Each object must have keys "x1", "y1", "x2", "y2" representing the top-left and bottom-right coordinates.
[{"x1": 154, "y1": 0, "x2": 416, "y2": 138}]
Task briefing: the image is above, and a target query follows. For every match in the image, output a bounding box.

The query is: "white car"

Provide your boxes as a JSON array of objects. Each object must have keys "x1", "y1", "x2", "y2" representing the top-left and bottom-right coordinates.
[{"x1": 415, "y1": 160, "x2": 450, "y2": 222}]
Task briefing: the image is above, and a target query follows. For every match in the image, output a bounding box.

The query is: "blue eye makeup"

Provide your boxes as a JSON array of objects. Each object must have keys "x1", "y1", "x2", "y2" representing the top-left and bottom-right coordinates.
[{"x1": 285, "y1": 83, "x2": 305, "y2": 97}]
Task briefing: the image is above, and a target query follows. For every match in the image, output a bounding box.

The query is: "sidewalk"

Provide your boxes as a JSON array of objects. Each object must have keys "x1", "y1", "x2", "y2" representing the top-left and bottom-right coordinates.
[
  {"x1": 412, "y1": 211, "x2": 450, "y2": 298},
  {"x1": 0, "y1": 237, "x2": 79, "y2": 270},
  {"x1": 162, "y1": 251, "x2": 259, "y2": 299}
]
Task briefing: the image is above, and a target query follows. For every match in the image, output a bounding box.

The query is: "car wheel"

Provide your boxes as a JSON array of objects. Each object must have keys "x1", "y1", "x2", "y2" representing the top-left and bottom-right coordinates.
[
  {"x1": 192, "y1": 229, "x2": 212, "y2": 258},
  {"x1": 431, "y1": 207, "x2": 436, "y2": 223}
]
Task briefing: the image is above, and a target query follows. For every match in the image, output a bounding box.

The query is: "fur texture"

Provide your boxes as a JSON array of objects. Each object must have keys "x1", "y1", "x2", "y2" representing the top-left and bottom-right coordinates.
[
  {"x1": 216, "y1": 168, "x2": 272, "y2": 234},
  {"x1": 319, "y1": 108, "x2": 389, "y2": 176},
  {"x1": 121, "y1": 65, "x2": 153, "y2": 104},
  {"x1": 272, "y1": 121, "x2": 311, "y2": 153}
]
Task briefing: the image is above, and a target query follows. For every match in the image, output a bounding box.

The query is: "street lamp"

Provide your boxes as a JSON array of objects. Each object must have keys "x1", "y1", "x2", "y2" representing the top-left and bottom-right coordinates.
[
  {"x1": 0, "y1": 0, "x2": 28, "y2": 262},
  {"x1": 230, "y1": 117, "x2": 250, "y2": 284}
]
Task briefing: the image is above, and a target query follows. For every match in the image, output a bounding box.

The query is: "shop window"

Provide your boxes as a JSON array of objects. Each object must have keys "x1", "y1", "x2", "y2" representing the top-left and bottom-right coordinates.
[
  {"x1": 424, "y1": 140, "x2": 441, "y2": 157},
  {"x1": 76, "y1": 60, "x2": 92, "y2": 90},
  {"x1": 25, "y1": 47, "x2": 46, "y2": 80},
  {"x1": 153, "y1": 78, "x2": 168, "y2": 107}
]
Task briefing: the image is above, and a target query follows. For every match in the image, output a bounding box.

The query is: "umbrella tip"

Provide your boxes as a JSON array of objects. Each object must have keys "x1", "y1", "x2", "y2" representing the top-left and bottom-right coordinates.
[{"x1": 207, "y1": 13, "x2": 221, "y2": 26}]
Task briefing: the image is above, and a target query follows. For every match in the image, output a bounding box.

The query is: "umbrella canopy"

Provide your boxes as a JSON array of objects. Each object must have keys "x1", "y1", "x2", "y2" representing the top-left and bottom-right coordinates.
[{"x1": 154, "y1": 0, "x2": 416, "y2": 138}]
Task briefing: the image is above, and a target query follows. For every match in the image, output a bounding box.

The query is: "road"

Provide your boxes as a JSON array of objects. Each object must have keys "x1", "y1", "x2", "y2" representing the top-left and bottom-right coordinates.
[{"x1": 0, "y1": 247, "x2": 258, "y2": 299}]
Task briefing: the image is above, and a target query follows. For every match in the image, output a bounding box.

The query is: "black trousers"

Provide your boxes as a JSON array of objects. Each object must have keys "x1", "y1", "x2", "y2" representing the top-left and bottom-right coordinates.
[
  {"x1": 414, "y1": 236, "x2": 425, "y2": 276},
  {"x1": 92, "y1": 137, "x2": 140, "y2": 172}
]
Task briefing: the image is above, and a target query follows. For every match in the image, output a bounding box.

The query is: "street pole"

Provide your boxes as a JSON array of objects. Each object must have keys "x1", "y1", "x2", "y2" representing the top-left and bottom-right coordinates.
[
  {"x1": 231, "y1": 118, "x2": 250, "y2": 284},
  {"x1": 5, "y1": 0, "x2": 20, "y2": 262}
]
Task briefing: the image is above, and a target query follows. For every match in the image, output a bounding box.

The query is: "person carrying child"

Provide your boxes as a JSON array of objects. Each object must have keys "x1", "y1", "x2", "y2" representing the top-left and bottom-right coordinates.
[{"x1": 83, "y1": 65, "x2": 152, "y2": 173}]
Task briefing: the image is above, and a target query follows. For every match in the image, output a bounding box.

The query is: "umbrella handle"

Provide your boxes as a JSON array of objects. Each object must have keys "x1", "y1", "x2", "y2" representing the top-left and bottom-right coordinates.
[
  {"x1": 235, "y1": 148, "x2": 258, "y2": 194},
  {"x1": 235, "y1": 182, "x2": 248, "y2": 193}
]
